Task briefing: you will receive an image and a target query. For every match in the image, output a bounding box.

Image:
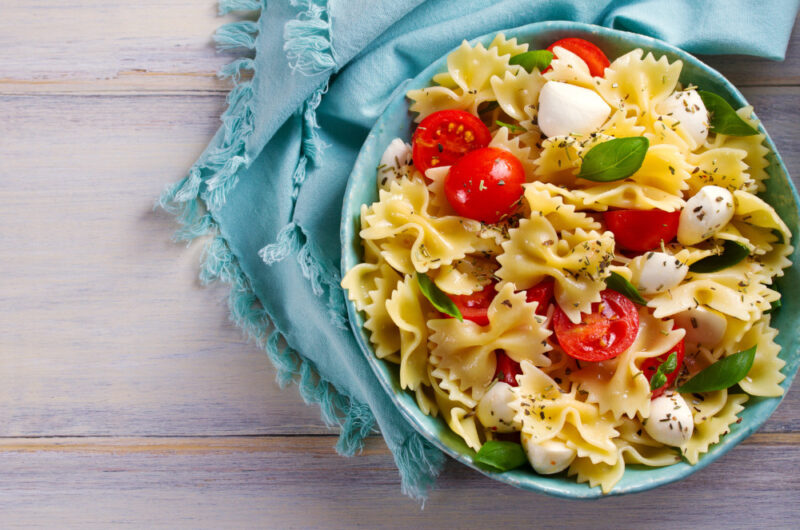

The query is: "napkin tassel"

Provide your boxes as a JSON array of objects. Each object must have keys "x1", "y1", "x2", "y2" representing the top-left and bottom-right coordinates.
[
  {"x1": 396, "y1": 433, "x2": 445, "y2": 503},
  {"x1": 218, "y1": 0, "x2": 265, "y2": 16},
  {"x1": 284, "y1": 0, "x2": 336, "y2": 75},
  {"x1": 214, "y1": 21, "x2": 259, "y2": 51}
]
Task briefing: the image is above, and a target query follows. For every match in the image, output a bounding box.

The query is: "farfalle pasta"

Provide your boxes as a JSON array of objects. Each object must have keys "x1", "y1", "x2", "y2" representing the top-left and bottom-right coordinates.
[{"x1": 342, "y1": 33, "x2": 793, "y2": 493}]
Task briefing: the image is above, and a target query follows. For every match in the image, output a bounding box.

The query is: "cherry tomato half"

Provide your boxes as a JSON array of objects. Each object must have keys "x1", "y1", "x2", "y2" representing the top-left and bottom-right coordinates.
[
  {"x1": 547, "y1": 38, "x2": 611, "y2": 78},
  {"x1": 604, "y1": 209, "x2": 681, "y2": 253},
  {"x1": 553, "y1": 290, "x2": 639, "y2": 362},
  {"x1": 445, "y1": 147, "x2": 525, "y2": 224},
  {"x1": 494, "y1": 351, "x2": 522, "y2": 387},
  {"x1": 412, "y1": 109, "x2": 491, "y2": 174},
  {"x1": 641, "y1": 338, "x2": 685, "y2": 398},
  {"x1": 525, "y1": 279, "x2": 555, "y2": 317},
  {"x1": 448, "y1": 284, "x2": 496, "y2": 326}
]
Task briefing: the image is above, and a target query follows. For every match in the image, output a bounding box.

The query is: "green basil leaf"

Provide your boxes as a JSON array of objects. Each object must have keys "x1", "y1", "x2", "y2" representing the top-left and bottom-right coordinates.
[
  {"x1": 606, "y1": 271, "x2": 647, "y2": 305},
  {"x1": 650, "y1": 371, "x2": 667, "y2": 392},
  {"x1": 650, "y1": 352, "x2": 678, "y2": 391},
  {"x1": 416, "y1": 272, "x2": 462, "y2": 321},
  {"x1": 688, "y1": 240, "x2": 750, "y2": 273},
  {"x1": 496, "y1": 120, "x2": 526, "y2": 133},
  {"x1": 577, "y1": 137, "x2": 649, "y2": 182},
  {"x1": 474, "y1": 441, "x2": 528, "y2": 471},
  {"x1": 698, "y1": 91, "x2": 759, "y2": 136},
  {"x1": 509, "y1": 50, "x2": 554, "y2": 73},
  {"x1": 766, "y1": 298, "x2": 782, "y2": 314},
  {"x1": 771, "y1": 228, "x2": 785, "y2": 245},
  {"x1": 677, "y1": 346, "x2": 757, "y2": 393},
  {"x1": 663, "y1": 352, "x2": 678, "y2": 373}
]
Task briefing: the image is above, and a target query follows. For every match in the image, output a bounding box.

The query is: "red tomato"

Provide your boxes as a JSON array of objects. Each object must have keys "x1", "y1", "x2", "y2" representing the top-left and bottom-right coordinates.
[
  {"x1": 494, "y1": 351, "x2": 522, "y2": 387},
  {"x1": 449, "y1": 284, "x2": 495, "y2": 326},
  {"x1": 553, "y1": 290, "x2": 639, "y2": 362},
  {"x1": 604, "y1": 209, "x2": 681, "y2": 252},
  {"x1": 641, "y1": 338, "x2": 685, "y2": 398},
  {"x1": 525, "y1": 279, "x2": 555, "y2": 316},
  {"x1": 444, "y1": 147, "x2": 525, "y2": 223},
  {"x1": 412, "y1": 109, "x2": 491, "y2": 173},
  {"x1": 547, "y1": 38, "x2": 611, "y2": 77}
]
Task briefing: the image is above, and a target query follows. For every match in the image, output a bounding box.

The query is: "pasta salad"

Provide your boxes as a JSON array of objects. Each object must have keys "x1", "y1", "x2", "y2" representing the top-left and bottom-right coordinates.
[{"x1": 341, "y1": 34, "x2": 793, "y2": 493}]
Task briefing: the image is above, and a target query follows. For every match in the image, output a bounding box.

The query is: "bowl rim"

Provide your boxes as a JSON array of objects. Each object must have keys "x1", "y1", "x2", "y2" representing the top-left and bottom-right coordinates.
[{"x1": 340, "y1": 20, "x2": 800, "y2": 498}]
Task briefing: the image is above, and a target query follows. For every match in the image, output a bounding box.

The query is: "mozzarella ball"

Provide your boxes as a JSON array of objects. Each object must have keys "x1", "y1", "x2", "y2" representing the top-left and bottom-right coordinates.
[
  {"x1": 672, "y1": 306, "x2": 728, "y2": 348},
  {"x1": 677, "y1": 186, "x2": 735, "y2": 245},
  {"x1": 634, "y1": 252, "x2": 688, "y2": 294},
  {"x1": 378, "y1": 138, "x2": 413, "y2": 189},
  {"x1": 655, "y1": 89, "x2": 709, "y2": 147},
  {"x1": 537, "y1": 81, "x2": 611, "y2": 138},
  {"x1": 644, "y1": 392, "x2": 694, "y2": 447},
  {"x1": 521, "y1": 433, "x2": 577, "y2": 474},
  {"x1": 476, "y1": 382, "x2": 520, "y2": 433}
]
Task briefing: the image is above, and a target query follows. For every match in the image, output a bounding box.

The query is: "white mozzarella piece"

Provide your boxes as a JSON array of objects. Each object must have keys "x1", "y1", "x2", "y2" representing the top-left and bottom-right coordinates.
[
  {"x1": 378, "y1": 138, "x2": 413, "y2": 189},
  {"x1": 644, "y1": 392, "x2": 694, "y2": 447},
  {"x1": 635, "y1": 252, "x2": 689, "y2": 294},
  {"x1": 655, "y1": 89, "x2": 709, "y2": 147},
  {"x1": 537, "y1": 81, "x2": 611, "y2": 138},
  {"x1": 672, "y1": 306, "x2": 728, "y2": 348},
  {"x1": 521, "y1": 433, "x2": 577, "y2": 474},
  {"x1": 475, "y1": 382, "x2": 520, "y2": 433},
  {"x1": 677, "y1": 186, "x2": 735, "y2": 245}
]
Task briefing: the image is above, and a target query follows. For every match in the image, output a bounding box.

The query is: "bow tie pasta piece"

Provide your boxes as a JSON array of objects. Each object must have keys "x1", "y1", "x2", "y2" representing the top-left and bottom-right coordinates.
[
  {"x1": 727, "y1": 316, "x2": 785, "y2": 397},
  {"x1": 359, "y1": 263, "x2": 403, "y2": 359},
  {"x1": 533, "y1": 133, "x2": 689, "y2": 211},
  {"x1": 596, "y1": 49, "x2": 682, "y2": 122},
  {"x1": 544, "y1": 46, "x2": 595, "y2": 89},
  {"x1": 428, "y1": 283, "x2": 552, "y2": 400},
  {"x1": 407, "y1": 85, "x2": 481, "y2": 123},
  {"x1": 428, "y1": 365, "x2": 482, "y2": 450},
  {"x1": 490, "y1": 67, "x2": 546, "y2": 122},
  {"x1": 424, "y1": 166, "x2": 453, "y2": 217},
  {"x1": 429, "y1": 256, "x2": 497, "y2": 296},
  {"x1": 598, "y1": 110, "x2": 646, "y2": 138},
  {"x1": 497, "y1": 183, "x2": 614, "y2": 323},
  {"x1": 513, "y1": 362, "x2": 620, "y2": 466},
  {"x1": 649, "y1": 260, "x2": 776, "y2": 322},
  {"x1": 732, "y1": 190, "x2": 794, "y2": 278},
  {"x1": 431, "y1": 33, "x2": 528, "y2": 88},
  {"x1": 409, "y1": 39, "x2": 514, "y2": 122},
  {"x1": 448, "y1": 40, "x2": 513, "y2": 96},
  {"x1": 573, "y1": 309, "x2": 686, "y2": 420},
  {"x1": 360, "y1": 178, "x2": 482, "y2": 274},
  {"x1": 572, "y1": 182, "x2": 685, "y2": 212},
  {"x1": 681, "y1": 392, "x2": 748, "y2": 464},
  {"x1": 568, "y1": 417, "x2": 681, "y2": 494},
  {"x1": 533, "y1": 133, "x2": 607, "y2": 187},
  {"x1": 706, "y1": 106, "x2": 770, "y2": 192},
  {"x1": 687, "y1": 148, "x2": 753, "y2": 194},
  {"x1": 385, "y1": 275, "x2": 432, "y2": 392}
]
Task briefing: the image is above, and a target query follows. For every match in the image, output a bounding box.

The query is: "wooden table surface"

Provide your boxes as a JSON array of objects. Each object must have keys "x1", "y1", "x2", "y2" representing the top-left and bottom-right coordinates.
[{"x1": 1, "y1": 2, "x2": 798, "y2": 527}]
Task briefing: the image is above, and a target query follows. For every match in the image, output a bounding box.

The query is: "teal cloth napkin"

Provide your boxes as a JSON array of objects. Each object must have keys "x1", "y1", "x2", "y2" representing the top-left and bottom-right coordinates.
[{"x1": 161, "y1": 0, "x2": 799, "y2": 499}]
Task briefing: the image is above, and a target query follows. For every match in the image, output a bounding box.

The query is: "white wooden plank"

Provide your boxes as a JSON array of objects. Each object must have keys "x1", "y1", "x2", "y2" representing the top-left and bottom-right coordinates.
[
  {"x1": 0, "y1": 2, "x2": 797, "y2": 95},
  {"x1": 0, "y1": 94, "x2": 330, "y2": 436},
  {"x1": 0, "y1": 436, "x2": 796, "y2": 528},
  {"x1": 0, "y1": 0, "x2": 241, "y2": 95}
]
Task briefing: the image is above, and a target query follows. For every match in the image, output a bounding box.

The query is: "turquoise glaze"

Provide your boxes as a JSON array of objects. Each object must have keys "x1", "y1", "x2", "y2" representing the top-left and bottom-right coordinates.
[{"x1": 340, "y1": 21, "x2": 800, "y2": 498}]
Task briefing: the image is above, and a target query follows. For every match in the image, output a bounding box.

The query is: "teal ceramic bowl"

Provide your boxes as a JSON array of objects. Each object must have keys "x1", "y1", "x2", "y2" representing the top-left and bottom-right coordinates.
[{"x1": 340, "y1": 21, "x2": 800, "y2": 498}]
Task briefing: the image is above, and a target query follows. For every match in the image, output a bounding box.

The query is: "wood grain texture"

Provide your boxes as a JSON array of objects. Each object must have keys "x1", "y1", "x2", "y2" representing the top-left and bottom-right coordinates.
[
  {"x1": 0, "y1": 1, "x2": 798, "y2": 527},
  {"x1": 0, "y1": 436, "x2": 797, "y2": 529}
]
